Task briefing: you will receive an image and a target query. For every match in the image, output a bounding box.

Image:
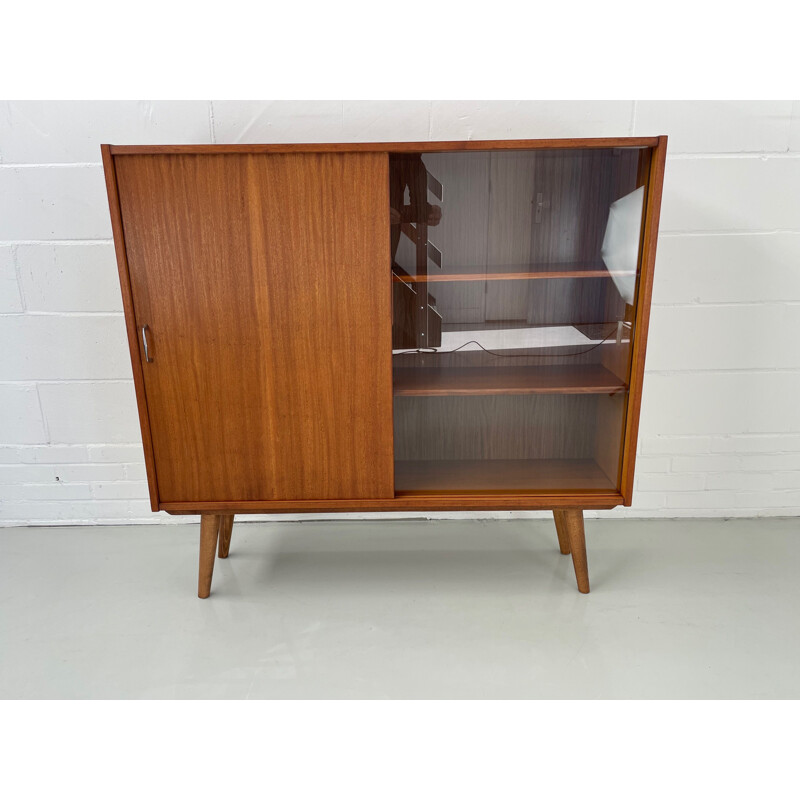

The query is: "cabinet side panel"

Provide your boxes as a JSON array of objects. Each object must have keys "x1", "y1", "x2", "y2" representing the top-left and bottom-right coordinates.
[
  {"x1": 620, "y1": 137, "x2": 668, "y2": 503},
  {"x1": 101, "y1": 146, "x2": 159, "y2": 510},
  {"x1": 115, "y1": 152, "x2": 393, "y2": 502}
]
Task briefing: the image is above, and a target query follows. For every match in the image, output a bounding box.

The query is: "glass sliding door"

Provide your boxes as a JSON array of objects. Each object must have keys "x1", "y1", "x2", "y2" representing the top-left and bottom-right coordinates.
[{"x1": 390, "y1": 147, "x2": 650, "y2": 495}]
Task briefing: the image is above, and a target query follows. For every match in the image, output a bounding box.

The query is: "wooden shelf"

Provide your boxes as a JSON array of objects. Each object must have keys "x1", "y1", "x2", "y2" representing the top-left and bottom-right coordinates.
[
  {"x1": 393, "y1": 364, "x2": 626, "y2": 397},
  {"x1": 395, "y1": 458, "x2": 617, "y2": 494},
  {"x1": 392, "y1": 268, "x2": 634, "y2": 284}
]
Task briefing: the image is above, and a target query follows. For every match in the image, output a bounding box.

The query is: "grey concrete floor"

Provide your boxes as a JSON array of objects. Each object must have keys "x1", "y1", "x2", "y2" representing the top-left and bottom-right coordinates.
[{"x1": 0, "y1": 517, "x2": 798, "y2": 699}]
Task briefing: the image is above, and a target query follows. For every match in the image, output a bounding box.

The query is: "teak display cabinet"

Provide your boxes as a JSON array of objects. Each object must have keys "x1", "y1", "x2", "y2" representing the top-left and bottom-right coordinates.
[{"x1": 102, "y1": 136, "x2": 667, "y2": 597}]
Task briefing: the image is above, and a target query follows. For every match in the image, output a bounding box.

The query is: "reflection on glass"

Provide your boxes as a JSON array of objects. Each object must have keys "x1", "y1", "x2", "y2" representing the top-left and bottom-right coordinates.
[
  {"x1": 601, "y1": 185, "x2": 645, "y2": 306},
  {"x1": 390, "y1": 147, "x2": 650, "y2": 495},
  {"x1": 390, "y1": 154, "x2": 444, "y2": 349}
]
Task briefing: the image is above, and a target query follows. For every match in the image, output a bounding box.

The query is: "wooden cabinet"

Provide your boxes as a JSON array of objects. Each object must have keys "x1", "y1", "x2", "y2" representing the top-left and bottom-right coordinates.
[{"x1": 102, "y1": 137, "x2": 667, "y2": 597}]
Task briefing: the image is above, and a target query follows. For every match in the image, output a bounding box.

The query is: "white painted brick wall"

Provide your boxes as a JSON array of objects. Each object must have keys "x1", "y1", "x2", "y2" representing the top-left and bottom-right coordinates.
[
  {"x1": 37, "y1": 382, "x2": 140, "y2": 443},
  {"x1": 0, "y1": 315, "x2": 130, "y2": 380},
  {"x1": 17, "y1": 243, "x2": 122, "y2": 312},
  {"x1": 0, "y1": 165, "x2": 111, "y2": 239},
  {"x1": 0, "y1": 245, "x2": 23, "y2": 311},
  {"x1": 659, "y1": 157, "x2": 800, "y2": 233},
  {"x1": 0, "y1": 386, "x2": 47, "y2": 444},
  {"x1": 0, "y1": 101, "x2": 213, "y2": 163},
  {"x1": 1, "y1": 100, "x2": 799, "y2": 525},
  {"x1": 634, "y1": 101, "x2": 794, "y2": 153},
  {"x1": 653, "y1": 234, "x2": 800, "y2": 304}
]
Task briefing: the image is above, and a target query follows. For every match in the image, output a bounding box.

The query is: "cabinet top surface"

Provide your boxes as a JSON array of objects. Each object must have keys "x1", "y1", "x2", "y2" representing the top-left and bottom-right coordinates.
[{"x1": 105, "y1": 136, "x2": 665, "y2": 156}]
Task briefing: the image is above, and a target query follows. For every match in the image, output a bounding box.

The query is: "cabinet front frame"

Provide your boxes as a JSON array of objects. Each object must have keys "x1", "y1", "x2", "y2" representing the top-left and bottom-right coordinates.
[
  {"x1": 103, "y1": 136, "x2": 666, "y2": 515},
  {"x1": 103, "y1": 145, "x2": 160, "y2": 510}
]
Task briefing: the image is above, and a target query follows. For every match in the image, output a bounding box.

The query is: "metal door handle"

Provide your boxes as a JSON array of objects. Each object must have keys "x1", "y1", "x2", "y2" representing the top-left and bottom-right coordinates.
[{"x1": 141, "y1": 325, "x2": 153, "y2": 363}]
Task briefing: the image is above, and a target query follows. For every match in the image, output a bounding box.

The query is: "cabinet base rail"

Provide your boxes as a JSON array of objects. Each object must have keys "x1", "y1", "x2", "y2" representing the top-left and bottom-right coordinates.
[{"x1": 195, "y1": 510, "x2": 589, "y2": 598}]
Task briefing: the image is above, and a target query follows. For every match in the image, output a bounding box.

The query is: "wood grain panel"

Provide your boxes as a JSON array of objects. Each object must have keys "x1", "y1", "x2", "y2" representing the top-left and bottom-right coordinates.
[
  {"x1": 421, "y1": 152, "x2": 490, "y2": 325},
  {"x1": 528, "y1": 150, "x2": 615, "y2": 267},
  {"x1": 393, "y1": 394, "x2": 596, "y2": 462},
  {"x1": 562, "y1": 509, "x2": 590, "y2": 593},
  {"x1": 101, "y1": 145, "x2": 160, "y2": 510},
  {"x1": 114, "y1": 152, "x2": 393, "y2": 503},
  {"x1": 110, "y1": 138, "x2": 660, "y2": 156},
  {"x1": 485, "y1": 151, "x2": 537, "y2": 321},
  {"x1": 553, "y1": 510, "x2": 571, "y2": 554},
  {"x1": 524, "y1": 149, "x2": 614, "y2": 326},
  {"x1": 600, "y1": 341, "x2": 630, "y2": 383},
  {"x1": 160, "y1": 492, "x2": 624, "y2": 513},
  {"x1": 619, "y1": 137, "x2": 668, "y2": 503},
  {"x1": 594, "y1": 391, "x2": 626, "y2": 487}
]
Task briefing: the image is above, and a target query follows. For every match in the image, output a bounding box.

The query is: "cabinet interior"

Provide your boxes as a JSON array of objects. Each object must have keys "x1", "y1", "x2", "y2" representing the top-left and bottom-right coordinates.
[{"x1": 391, "y1": 147, "x2": 648, "y2": 495}]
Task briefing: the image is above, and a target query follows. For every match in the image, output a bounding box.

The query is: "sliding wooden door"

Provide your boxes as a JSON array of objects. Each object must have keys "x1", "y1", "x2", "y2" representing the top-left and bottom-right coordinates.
[{"x1": 113, "y1": 152, "x2": 393, "y2": 503}]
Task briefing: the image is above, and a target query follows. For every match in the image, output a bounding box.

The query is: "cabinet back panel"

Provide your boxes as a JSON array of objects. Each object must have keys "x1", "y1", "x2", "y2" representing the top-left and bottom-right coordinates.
[
  {"x1": 393, "y1": 395, "x2": 597, "y2": 461},
  {"x1": 115, "y1": 153, "x2": 394, "y2": 502}
]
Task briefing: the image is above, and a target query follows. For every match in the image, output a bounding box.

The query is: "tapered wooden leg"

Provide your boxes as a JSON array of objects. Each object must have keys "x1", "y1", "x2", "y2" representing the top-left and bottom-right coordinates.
[
  {"x1": 563, "y1": 509, "x2": 590, "y2": 594},
  {"x1": 198, "y1": 514, "x2": 220, "y2": 599},
  {"x1": 552, "y1": 510, "x2": 571, "y2": 555},
  {"x1": 218, "y1": 514, "x2": 234, "y2": 558}
]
